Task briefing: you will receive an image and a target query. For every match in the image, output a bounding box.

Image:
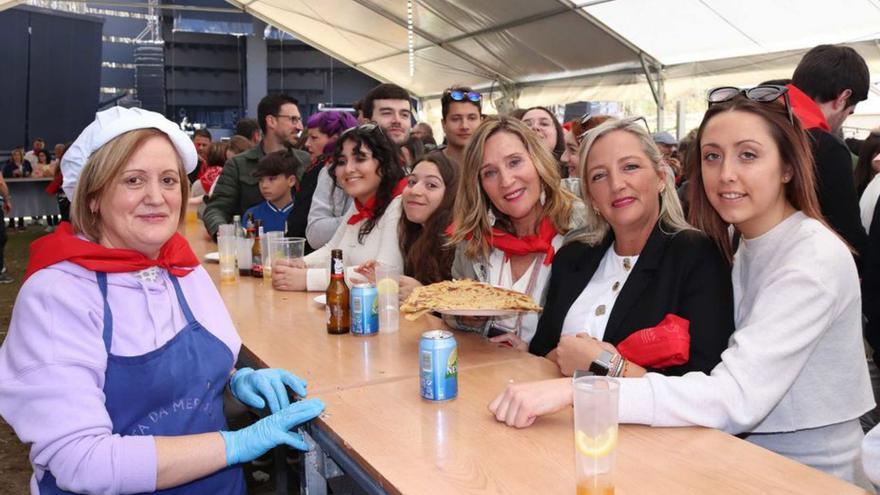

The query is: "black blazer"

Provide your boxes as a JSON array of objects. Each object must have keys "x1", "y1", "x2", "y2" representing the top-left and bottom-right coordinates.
[{"x1": 529, "y1": 223, "x2": 735, "y2": 376}]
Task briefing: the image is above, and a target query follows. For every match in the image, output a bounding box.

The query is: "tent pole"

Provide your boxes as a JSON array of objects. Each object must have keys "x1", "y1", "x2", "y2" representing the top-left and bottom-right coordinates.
[{"x1": 639, "y1": 54, "x2": 663, "y2": 132}]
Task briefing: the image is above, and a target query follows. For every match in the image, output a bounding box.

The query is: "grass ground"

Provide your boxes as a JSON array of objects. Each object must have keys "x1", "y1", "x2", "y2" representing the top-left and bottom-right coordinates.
[{"x1": 0, "y1": 225, "x2": 47, "y2": 494}]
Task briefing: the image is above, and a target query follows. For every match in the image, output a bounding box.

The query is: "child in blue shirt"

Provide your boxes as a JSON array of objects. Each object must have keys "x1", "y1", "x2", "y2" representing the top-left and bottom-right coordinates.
[{"x1": 245, "y1": 150, "x2": 297, "y2": 233}]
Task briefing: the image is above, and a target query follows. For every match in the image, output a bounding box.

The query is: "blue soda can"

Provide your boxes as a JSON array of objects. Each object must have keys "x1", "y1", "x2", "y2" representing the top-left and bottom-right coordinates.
[
  {"x1": 419, "y1": 330, "x2": 458, "y2": 401},
  {"x1": 350, "y1": 283, "x2": 379, "y2": 336}
]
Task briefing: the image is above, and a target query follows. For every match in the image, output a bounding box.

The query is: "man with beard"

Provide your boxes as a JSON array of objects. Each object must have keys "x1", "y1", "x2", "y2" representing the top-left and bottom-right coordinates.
[
  {"x1": 203, "y1": 94, "x2": 310, "y2": 237},
  {"x1": 361, "y1": 83, "x2": 413, "y2": 164}
]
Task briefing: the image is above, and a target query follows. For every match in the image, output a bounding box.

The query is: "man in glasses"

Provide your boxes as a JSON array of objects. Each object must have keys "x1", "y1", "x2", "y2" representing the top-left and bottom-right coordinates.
[
  {"x1": 786, "y1": 44, "x2": 869, "y2": 272},
  {"x1": 361, "y1": 83, "x2": 413, "y2": 150},
  {"x1": 203, "y1": 94, "x2": 310, "y2": 238},
  {"x1": 441, "y1": 86, "x2": 482, "y2": 165}
]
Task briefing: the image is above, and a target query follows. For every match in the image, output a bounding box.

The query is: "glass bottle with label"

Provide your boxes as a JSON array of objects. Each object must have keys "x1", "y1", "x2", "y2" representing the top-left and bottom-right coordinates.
[{"x1": 326, "y1": 249, "x2": 350, "y2": 334}]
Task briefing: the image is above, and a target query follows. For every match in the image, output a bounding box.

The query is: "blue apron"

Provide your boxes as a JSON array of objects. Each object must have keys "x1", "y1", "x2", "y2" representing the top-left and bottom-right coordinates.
[{"x1": 39, "y1": 272, "x2": 246, "y2": 494}]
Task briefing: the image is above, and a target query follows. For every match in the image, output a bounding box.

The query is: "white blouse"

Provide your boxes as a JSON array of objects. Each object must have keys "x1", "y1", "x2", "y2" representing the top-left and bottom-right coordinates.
[
  {"x1": 488, "y1": 234, "x2": 565, "y2": 345},
  {"x1": 302, "y1": 196, "x2": 404, "y2": 291},
  {"x1": 561, "y1": 246, "x2": 639, "y2": 339}
]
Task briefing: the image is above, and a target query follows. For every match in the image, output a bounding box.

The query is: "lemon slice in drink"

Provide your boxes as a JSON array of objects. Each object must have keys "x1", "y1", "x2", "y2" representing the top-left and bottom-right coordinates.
[
  {"x1": 575, "y1": 428, "x2": 617, "y2": 458},
  {"x1": 377, "y1": 277, "x2": 399, "y2": 296}
]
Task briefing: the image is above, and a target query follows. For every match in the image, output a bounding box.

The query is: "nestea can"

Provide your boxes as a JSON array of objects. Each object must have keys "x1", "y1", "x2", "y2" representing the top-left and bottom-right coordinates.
[
  {"x1": 350, "y1": 283, "x2": 379, "y2": 335},
  {"x1": 419, "y1": 330, "x2": 458, "y2": 401}
]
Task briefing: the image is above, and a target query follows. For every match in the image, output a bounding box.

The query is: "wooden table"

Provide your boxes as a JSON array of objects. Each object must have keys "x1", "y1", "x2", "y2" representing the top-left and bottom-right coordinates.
[{"x1": 181, "y1": 221, "x2": 871, "y2": 495}]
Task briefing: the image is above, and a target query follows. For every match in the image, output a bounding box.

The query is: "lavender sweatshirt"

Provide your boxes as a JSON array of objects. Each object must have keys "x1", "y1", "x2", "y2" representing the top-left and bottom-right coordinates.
[{"x1": 0, "y1": 261, "x2": 241, "y2": 494}]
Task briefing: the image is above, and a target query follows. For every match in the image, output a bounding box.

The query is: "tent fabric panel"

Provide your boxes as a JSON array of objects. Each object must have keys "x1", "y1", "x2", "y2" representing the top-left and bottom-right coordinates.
[
  {"x1": 449, "y1": 12, "x2": 641, "y2": 78},
  {"x1": 413, "y1": 0, "x2": 566, "y2": 36},
  {"x1": 242, "y1": 0, "x2": 419, "y2": 64},
  {"x1": 585, "y1": 0, "x2": 880, "y2": 65},
  {"x1": 360, "y1": 46, "x2": 490, "y2": 96}
]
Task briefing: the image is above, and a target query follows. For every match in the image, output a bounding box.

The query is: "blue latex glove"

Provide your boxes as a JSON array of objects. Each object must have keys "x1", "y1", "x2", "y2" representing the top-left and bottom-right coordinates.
[
  {"x1": 230, "y1": 367, "x2": 308, "y2": 413},
  {"x1": 220, "y1": 398, "x2": 325, "y2": 466}
]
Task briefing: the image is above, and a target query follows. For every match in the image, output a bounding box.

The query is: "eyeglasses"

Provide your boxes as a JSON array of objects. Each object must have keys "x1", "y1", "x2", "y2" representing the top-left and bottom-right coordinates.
[
  {"x1": 274, "y1": 114, "x2": 302, "y2": 125},
  {"x1": 707, "y1": 85, "x2": 794, "y2": 125},
  {"x1": 578, "y1": 115, "x2": 650, "y2": 141},
  {"x1": 445, "y1": 89, "x2": 481, "y2": 103}
]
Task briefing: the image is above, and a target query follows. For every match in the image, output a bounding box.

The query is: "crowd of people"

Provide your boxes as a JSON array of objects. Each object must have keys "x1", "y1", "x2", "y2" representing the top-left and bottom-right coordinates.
[{"x1": 4, "y1": 42, "x2": 880, "y2": 493}]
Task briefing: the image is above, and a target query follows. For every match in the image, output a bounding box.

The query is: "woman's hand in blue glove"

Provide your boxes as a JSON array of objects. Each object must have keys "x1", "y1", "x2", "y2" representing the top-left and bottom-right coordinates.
[
  {"x1": 219, "y1": 398, "x2": 325, "y2": 466},
  {"x1": 229, "y1": 367, "x2": 308, "y2": 413}
]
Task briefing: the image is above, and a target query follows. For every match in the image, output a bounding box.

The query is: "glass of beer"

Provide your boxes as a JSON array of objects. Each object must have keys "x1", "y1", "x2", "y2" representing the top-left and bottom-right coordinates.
[
  {"x1": 573, "y1": 376, "x2": 619, "y2": 495},
  {"x1": 217, "y1": 235, "x2": 239, "y2": 284}
]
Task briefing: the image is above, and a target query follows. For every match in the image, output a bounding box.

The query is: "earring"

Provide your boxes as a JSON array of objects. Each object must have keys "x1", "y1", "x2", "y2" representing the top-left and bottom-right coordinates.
[
  {"x1": 487, "y1": 208, "x2": 497, "y2": 227},
  {"x1": 539, "y1": 188, "x2": 547, "y2": 206}
]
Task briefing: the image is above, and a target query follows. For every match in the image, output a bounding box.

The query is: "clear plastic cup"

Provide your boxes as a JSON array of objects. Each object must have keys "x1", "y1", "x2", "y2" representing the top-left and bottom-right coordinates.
[
  {"x1": 573, "y1": 376, "x2": 619, "y2": 495},
  {"x1": 269, "y1": 237, "x2": 306, "y2": 272},
  {"x1": 237, "y1": 236, "x2": 253, "y2": 273},
  {"x1": 375, "y1": 263, "x2": 400, "y2": 333},
  {"x1": 217, "y1": 235, "x2": 239, "y2": 284},
  {"x1": 261, "y1": 231, "x2": 284, "y2": 278},
  {"x1": 217, "y1": 224, "x2": 235, "y2": 237}
]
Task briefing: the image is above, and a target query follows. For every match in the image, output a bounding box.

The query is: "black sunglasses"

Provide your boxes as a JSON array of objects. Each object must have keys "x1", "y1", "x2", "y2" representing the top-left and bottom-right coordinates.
[
  {"x1": 707, "y1": 85, "x2": 794, "y2": 125},
  {"x1": 445, "y1": 89, "x2": 481, "y2": 103},
  {"x1": 340, "y1": 123, "x2": 384, "y2": 139}
]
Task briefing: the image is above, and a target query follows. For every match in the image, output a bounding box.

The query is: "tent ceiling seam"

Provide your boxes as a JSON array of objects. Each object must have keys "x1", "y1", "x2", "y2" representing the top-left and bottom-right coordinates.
[
  {"x1": 563, "y1": 0, "x2": 662, "y2": 68},
  {"x1": 698, "y1": 0, "x2": 762, "y2": 48}
]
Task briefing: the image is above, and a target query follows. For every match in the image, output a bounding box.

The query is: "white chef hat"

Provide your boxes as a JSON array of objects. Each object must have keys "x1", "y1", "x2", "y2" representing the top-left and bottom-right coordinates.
[{"x1": 61, "y1": 106, "x2": 198, "y2": 201}]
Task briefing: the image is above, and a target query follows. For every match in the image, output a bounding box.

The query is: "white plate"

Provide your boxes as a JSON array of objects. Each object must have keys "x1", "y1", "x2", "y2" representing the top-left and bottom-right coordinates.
[
  {"x1": 204, "y1": 252, "x2": 220, "y2": 263},
  {"x1": 434, "y1": 308, "x2": 532, "y2": 317},
  {"x1": 313, "y1": 294, "x2": 327, "y2": 306}
]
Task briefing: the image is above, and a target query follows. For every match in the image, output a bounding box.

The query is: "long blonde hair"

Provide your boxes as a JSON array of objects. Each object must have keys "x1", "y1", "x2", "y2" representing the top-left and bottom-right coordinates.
[
  {"x1": 449, "y1": 116, "x2": 577, "y2": 260},
  {"x1": 71, "y1": 129, "x2": 189, "y2": 241},
  {"x1": 576, "y1": 118, "x2": 692, "y2": 246}
]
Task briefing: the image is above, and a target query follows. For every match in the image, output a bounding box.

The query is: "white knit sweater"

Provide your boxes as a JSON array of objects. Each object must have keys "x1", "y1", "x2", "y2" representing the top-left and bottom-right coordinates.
[{"x1": 617, "y1": 212, "x2": 873, "y2": 449}]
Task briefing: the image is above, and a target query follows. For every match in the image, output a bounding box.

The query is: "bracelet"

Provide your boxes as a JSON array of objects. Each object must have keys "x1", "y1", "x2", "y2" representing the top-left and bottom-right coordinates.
[{"x1": 608, "y1": 353, "x2": 625, "y2": 377}]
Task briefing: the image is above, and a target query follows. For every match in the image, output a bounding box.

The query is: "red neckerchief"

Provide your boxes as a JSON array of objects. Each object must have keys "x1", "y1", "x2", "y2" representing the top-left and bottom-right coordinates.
[
  {"x1": 24, "y1": 222, "x2": 199, "y2": 282},
  {"x1": 786, "y1": 84, "x2": 831, "y2": 132},
  {"x1": 347, "y1": 178, "x2": 408, "y2": 225},
  {"x1": 488, "y1": 216, "x2": 559, "y2": 266},
  {"x1": 199, "y1": 165, "x2": 223, "y2": 192}
]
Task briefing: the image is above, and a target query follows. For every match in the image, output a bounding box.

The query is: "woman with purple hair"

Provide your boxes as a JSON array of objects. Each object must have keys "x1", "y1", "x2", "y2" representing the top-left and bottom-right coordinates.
[{"x1": 285, "y1": 110, "x2": 358, "y2": 253}]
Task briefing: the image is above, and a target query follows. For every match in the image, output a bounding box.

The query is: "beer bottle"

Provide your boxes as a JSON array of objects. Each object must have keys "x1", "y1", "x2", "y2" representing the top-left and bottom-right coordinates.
[
  {"x1": 251, "y1": 220, "x2": 263, "y2": 278},
  {"x1": 326, "y1": 249, "x2": 350, "y2": 334}
]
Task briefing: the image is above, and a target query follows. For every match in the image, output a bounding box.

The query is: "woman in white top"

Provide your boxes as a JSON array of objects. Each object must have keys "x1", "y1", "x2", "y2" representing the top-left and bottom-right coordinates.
[
  {"x1": 446, "y1": 116, "x2": 583, "y2": 346},
  {"x1": 489, "y1": 87, "x2": 874, "y2": 489},
  {"x1": 271, "y1": 124, "x2": 405, "y2": 292}
]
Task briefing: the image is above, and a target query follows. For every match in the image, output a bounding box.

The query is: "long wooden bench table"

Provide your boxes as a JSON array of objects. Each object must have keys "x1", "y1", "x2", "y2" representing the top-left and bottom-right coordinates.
[{"x1": 183, "y1": 221, "x2": 870, "y2": 494}]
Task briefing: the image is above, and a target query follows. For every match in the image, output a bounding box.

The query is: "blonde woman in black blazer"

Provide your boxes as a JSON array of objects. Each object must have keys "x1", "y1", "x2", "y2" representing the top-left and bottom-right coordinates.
[{"x1": 528, "y1": 117, "x2": 734, "y2": 378}]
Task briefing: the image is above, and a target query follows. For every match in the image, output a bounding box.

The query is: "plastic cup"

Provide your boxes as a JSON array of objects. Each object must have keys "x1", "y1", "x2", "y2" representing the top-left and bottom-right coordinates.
[
  {"x1": 237, "y1": 236, "x2": 254, "y2": 273},
  {"x1": 573, "y1": 376, "x2": 619, "y2": 495},
  {"x1": 217, "y1": 235, "x2": 239, "y2": 284},
  {"x1": 217, "y1": 224, "x2": 235, "y2": 237},
  {"x1": 269, "y1": 237, "x2": 306, "y2": 272},
  {"x1": 375, "y1": 263, "x2": 400, "y2": 333},
  {"x1": 261, "y1": 231, "x2": 284, "y2": 278}
]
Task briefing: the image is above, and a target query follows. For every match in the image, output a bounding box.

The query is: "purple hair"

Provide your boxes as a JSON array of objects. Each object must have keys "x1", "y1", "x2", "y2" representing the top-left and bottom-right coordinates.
[{"x1": 306, "y1": 111, "x2": 359, "y2": 156}]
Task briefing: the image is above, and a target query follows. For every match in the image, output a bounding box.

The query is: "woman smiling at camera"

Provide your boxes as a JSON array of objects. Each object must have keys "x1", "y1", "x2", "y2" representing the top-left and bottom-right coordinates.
[
  {"x1": 358, "y1": 151, "x2": 458, "y2": 300},
  {"x1": 446, "y1": 117, "x2": 583, "y2": 345},
  {"x1": 528, "y1": 118, "x2": 734, "y2": 378},
  {"x1": 489, "y1": 87, "x2": 874, "y2": 488},
  {"x1": 0, "y1": 108, "x2": 323, "y2": 495},
  {"x1": 272, "y1": 124, "x2": 405, "y2": 291}
]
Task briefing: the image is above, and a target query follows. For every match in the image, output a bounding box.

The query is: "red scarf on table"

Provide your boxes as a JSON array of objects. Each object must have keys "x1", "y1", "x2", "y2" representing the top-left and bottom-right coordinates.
[
  {"x1": 786, "y1": 84, "x2": 831, "y2": 132},
  {"x1": 488, "y1": 216, "x2": 558, "y2": 266},
  {"x1": 24, "y1": 222, "x2": 199, "y2": 282},
  {"x1": 347, "y1": 178, "x2": 408, "y2": 225},
  {"x1": 617, "y1": 314, "x2": 690, "y2": 369}
]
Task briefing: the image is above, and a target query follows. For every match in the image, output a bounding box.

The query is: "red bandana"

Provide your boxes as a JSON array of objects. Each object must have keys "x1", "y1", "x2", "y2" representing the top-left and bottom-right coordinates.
[
  {"x1": 24, "y1": 222, "x2": 200, "y2": 282},
  {"x1": 347, "y1": 178, "x2": 408, "y2": 225},
  {"x1": 785, "y1": 84, "x2": 831, "y2": 132},
  {"x1": 199, "y1": 165, "x2": 223, "y2": 193},
  {"x1": 488, "y1": 216, "x2": 559, "y2": 266}
]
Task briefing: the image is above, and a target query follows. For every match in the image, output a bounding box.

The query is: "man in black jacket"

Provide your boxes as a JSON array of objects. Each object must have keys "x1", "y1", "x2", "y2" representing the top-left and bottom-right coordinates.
[{"x1": 787, "y1": 45, "x2": 869, "y2": 272}]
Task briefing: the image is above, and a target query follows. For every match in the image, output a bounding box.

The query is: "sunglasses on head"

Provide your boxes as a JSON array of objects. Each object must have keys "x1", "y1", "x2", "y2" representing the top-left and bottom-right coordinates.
[
  {"x1": 707, "y1": 85, "x2": 794, "y2": 125},
  {"x1": 578, "y1": 115, "x2": 650, "y2": 141},
  {"x1": 340, "y1": 123, "x2": 383, "y2": 139},
  {"x1": 445, "y1": 89, "x2": 481, "y2": 103}
]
